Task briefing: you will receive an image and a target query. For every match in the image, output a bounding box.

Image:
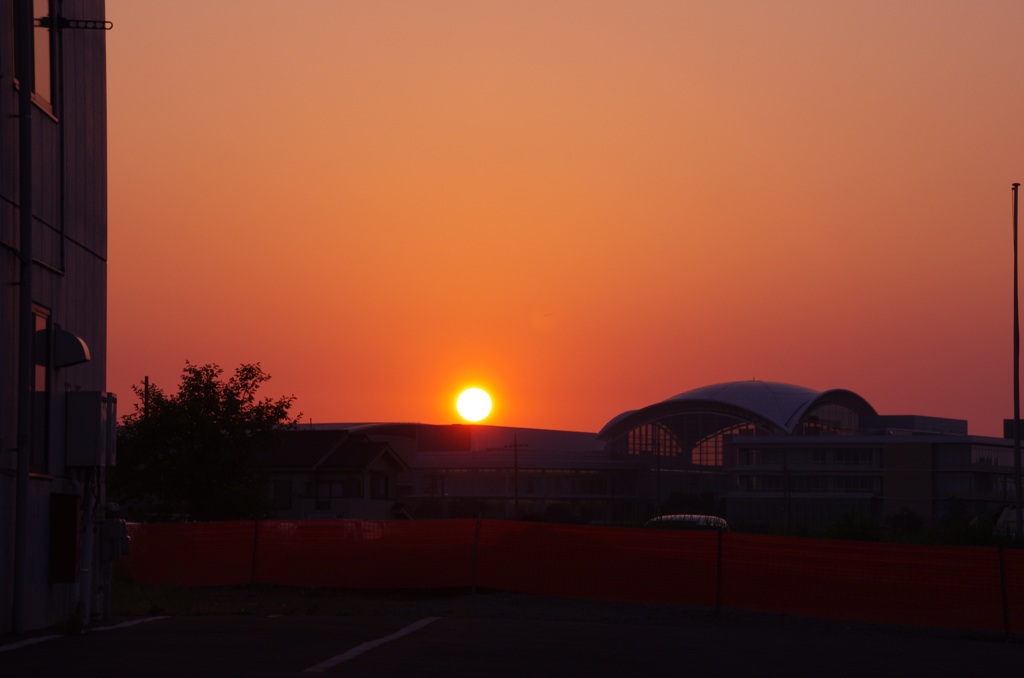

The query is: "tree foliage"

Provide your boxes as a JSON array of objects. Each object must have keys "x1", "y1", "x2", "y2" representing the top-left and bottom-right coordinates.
[{"x1": 110, "y1": 362, "x2": 298, "y2": 521}]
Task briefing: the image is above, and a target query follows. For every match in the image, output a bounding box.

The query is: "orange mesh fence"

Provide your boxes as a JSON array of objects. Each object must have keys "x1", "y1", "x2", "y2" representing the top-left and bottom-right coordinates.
[
  {"x1": 252, "y1": 519, "x2": 477, "y2": 589},
  {"x1": 122, "y1": 520, "x2": 1024, "y2": 634},
  {"x1": 475, "y1": 521, "x2": 719, "y2": 606},
  {"x1": 122, "y1": 521, "x2": 255, "y2": 586},
  {"x1": 1005, "y1": 549, "x2": 1024, "y2": 635},
  {"x1": 721, "y1": 533, "x2": 1007, "y2": 632}
]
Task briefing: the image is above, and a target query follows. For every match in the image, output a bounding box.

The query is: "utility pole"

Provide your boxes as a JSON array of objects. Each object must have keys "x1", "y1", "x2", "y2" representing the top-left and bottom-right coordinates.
[
  {"x1": 512, "y1": 433, "x2": 520, "y2": 517},
  {"x1": 1013, "y1": 182, "x2": 1022, "y2": 540},
  {"x1": 654, "y1": 432, "x2": 662, "y2": 515},
  {"x1": 505, "y1": 434, "x2": 528, "y2": 518}
]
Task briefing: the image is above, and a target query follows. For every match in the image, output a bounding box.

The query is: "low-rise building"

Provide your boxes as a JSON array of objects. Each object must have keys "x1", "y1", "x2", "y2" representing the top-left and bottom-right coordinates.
[{"x1": 307, "y1": 381, "x2": 1021, "y2": 531}]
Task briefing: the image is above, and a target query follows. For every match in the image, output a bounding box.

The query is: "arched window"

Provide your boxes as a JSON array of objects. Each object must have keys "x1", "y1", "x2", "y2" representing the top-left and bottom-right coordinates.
[
  {"x1": 691, "y1": 421, "x2": 756, "y2": 466},
  {"x1": 797, "y1": 403, "x2": 861, "y2": 435},
  {"x1": 626, "y1": 423, "x2": 682, "y2": 457}
]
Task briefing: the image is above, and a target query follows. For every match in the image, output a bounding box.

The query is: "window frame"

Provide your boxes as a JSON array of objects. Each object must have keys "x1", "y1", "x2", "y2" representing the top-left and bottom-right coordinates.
[
  {"x1": 31, "y1": 0, "x2": 57, "y2": 114},
  {"x1": 31, "y1": 304, "x2": 51, "y2": 473}
]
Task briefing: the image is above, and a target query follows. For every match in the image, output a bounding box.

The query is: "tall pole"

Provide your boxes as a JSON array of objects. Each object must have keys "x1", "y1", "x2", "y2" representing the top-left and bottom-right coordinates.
[
  {"x1": 513, "y1": 433, "x2": 519, "y2": 517},
  {"x1": 1013, "y1": 182, "x2": 1022, "y2": 540},
  {"x1": 654, "y1": 434, "x2": 661, "y2": 514},
  {"x1": 504, "y1": 433, "x2": 528, "y2": 518}
]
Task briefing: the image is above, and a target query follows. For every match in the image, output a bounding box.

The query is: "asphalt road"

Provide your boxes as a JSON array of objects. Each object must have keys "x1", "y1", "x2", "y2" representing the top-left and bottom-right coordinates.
[{"x1": 2, "y1": 594, "x2": 1021, "y2": 677}]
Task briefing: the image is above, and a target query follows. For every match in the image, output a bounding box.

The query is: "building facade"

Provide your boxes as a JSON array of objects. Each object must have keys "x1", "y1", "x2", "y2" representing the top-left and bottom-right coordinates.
[
  {"x1": 323, "y1": 382, "x2": 1020, "y2": 533},
  {"x1": 598, "y1": 381, "x2": 1018, "y2": 530},
  {"x1": 1, "y1": 1, "x2": 114, "y2": 633},
  {"x1": 308, "y1": 423, "x2": 626, "y2": 522}
]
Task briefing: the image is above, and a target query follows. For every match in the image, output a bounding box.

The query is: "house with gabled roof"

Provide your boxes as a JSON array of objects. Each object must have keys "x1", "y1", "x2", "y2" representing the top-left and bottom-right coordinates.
[{"x1": 267, "y1": 430, "x2": 408, "y2": 519}]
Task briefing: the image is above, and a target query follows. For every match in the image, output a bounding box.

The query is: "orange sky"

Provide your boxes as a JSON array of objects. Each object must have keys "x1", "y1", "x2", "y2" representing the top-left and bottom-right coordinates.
[{"x1": 106, "y1": 1, "x2": 1024, "y2": 435}]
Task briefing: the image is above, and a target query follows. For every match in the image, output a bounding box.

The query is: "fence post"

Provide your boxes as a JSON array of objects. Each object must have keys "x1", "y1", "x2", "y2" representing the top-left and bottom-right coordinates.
[
  {"x1": 472, "y1": 513, "x2": 482, "y2": 596},
  {"x1": 250, "y1": 520, "x2": 260, "y2": 586},
  {"x1": 716, "y1": 528, "x2": 724, "y2": 616},
  {"x1": 999, "y1": 546, "x2": 1009, "y2": 639}
]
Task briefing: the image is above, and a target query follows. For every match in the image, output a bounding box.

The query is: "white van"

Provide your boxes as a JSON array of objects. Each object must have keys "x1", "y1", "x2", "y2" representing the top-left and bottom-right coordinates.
[{"x1": 643, "y1": 514, "x2": 729, "y2": 531}]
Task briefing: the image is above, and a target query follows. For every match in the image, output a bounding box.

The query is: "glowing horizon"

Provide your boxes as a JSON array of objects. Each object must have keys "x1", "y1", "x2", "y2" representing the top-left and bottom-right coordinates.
[{"x1": 106, "y1": 1, "x2": 1024, "y2": 435}]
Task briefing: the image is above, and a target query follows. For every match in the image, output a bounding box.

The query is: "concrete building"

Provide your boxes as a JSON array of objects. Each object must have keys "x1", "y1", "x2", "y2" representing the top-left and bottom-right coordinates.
[
  {"x1": 310, "y1": 381, "x2": 1020, "y2": 531},
  {"x1": 1, "y1": 1, "x2": 114, "y2": 633}
]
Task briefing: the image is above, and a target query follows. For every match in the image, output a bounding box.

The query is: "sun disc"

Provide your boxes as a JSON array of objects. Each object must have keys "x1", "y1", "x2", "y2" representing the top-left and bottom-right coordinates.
[{"x1": 457, "y1": 388, "x2": 492, "y2": 422}]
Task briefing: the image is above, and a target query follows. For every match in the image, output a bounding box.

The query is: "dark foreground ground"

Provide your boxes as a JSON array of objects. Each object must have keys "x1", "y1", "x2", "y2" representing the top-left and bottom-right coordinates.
[{"x1": 2, "y1": 587, "x2": 1022, "y2": 677}]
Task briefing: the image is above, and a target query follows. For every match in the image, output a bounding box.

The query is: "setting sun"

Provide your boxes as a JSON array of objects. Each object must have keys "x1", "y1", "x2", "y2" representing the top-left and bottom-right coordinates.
[{"x1": 456, "y1": 388, "x2": 492, "y2": 422}]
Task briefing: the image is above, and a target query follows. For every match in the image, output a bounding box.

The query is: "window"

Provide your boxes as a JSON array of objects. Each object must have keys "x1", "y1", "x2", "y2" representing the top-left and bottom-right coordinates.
[
  {"x1": 692, "y1": 422, "x2": 755, "y2": 467},
  {"x1": 797, "y1": 403, "x2": 862, "y2": 435},
  {"x1": 308, "y1": 478, "x2": 362, "y2": 510},
  {"x1": 791, "y1": 475, "x2": 828, "y2": 492},
  {"x1": 625, "y1": 423, "x2": 682, "y2": 458},
  {"x1": 269, "y1": 479, "x2": 291, "y2": 511},
  {"x1": 33, "y1": 0, "x2": 53, "y2": 105},
  {"x1": 13, "y1": 0, "x2": 57, "y2": 111},
  {"x1": 935, "y1": 445, "x2": 1013, "y2": 470},
  {"x1": 745, "y1": 449, "x2": 784, "y2": 467},
  {"x1": 370, "y1": 472, "x2": 389, "y2": 500},
  {"x1": 934, "y1": 445, "x2": 971, "y2": 467},
  {"x1": 934, "y1": 473, "x2": 971, "y2": 495},
  {"x1": 31, "y1": 306, "x2": 50, "y2": 472},
  {"x1": 324, "y1": 479, "x2": 361, "y2": 498},
  {"x1": 832, "y1": 448, "x2": 877, "y2": 466},
  {"x1": 832, "y1": 476, "x2": 879, "y2": 493},
  {"x1": 742, "y1": 475, "x2": 785, "y2": 491}
]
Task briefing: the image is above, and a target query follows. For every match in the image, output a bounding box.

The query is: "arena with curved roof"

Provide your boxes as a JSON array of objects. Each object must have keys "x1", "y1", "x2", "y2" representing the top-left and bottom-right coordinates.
[
  {"x1": 276, "y1": 380, "x2": 1019, "y2": 531},
  {"x1": 597, "y1": 380, "x2": 1014, "y2": 530},
  {"x1": 599, "y1": 380, "x2": 878, "y2": 463}
]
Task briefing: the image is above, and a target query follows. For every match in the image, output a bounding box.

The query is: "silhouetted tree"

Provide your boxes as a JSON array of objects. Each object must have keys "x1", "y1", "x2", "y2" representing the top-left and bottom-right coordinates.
[{"x1": 110, "y1": 362, "x2": 297, "y2": 521}]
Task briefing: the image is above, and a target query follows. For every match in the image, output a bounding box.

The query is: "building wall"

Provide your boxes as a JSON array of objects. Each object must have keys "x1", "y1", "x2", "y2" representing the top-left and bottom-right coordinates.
[
  {"x1": 272, "y1": 462, "x2": 402, "y2": 520},
  {"x1": 406, "y1": 465, "x2": 641, "y2": 523},
  {"x1": 1, "y1": 0, "x2": 110, "y2": 634},
  {"x1": 881, "y1": 442, "x2": 933, "y2": 520}
]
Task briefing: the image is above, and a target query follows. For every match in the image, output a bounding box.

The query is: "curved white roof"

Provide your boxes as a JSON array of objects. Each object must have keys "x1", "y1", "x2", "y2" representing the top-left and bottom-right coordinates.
[
  {"x1": 598, "y1": 380, "x2": 876, "y2": 438},
  {"x1": 666, "y1": 381, "x2": 819, "y2": 431}
]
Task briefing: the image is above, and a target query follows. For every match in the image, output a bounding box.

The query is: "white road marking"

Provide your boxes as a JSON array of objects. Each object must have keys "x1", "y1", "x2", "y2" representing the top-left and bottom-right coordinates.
[
  {"x1": 304, "y1": 616, "x2": 441, "y2": 673},
  {"x1": 0, "y1": 616, "x2": 168, "y2": 653},
  {"x1": 92, "y1": 616, "x2": 170, "y2": 632},
  {"x1": 0, "y1": 635, "x2": 62, "y2": 652}
]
